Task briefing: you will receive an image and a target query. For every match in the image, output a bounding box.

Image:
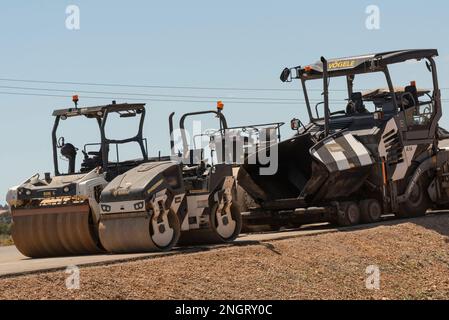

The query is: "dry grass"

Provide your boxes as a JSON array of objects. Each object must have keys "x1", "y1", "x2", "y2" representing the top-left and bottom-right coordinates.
[
  {"x1": 0, "y1": 218, "x2": 12, "y2": 247},
  {"x1": 0, "y1": 214, "x2": 448, "y2": 300},
  {"x1": 0, "y1": 234, "x2": 13, "y2": 247}
]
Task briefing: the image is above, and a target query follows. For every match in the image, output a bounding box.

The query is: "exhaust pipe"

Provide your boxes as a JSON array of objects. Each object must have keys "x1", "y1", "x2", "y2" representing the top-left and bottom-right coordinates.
[{"x1": 321, "y1": 56, "x2": 330, "y2": 137}]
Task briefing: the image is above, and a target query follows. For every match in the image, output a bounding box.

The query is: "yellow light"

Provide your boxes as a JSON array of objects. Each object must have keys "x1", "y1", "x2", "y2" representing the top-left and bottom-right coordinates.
[{"x1": 217, "y1": 101, "x2": 224, "y2": 110}]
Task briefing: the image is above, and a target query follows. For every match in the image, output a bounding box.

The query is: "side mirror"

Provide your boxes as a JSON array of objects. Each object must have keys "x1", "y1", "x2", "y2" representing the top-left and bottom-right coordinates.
[
  {"x1": 290, "y1": 118, "x2": 301, "y2": 131},
  {"x1": 280, "y1": 68, "x2": 292, "y2": 82}
]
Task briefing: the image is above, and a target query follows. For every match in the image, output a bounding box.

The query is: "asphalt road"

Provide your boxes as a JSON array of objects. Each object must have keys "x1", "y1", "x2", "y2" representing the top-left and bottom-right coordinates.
[{"x1": 0, "y1": 224, "x2": 336, "y2": 278}]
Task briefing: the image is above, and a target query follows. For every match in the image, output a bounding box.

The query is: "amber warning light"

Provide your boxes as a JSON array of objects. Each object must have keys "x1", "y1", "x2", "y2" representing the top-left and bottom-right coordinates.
[
  {"x1": 217, "y1": 101, "x2": 224, "y2": 111},
  {"x1": 72, "y1": 95, "x2": 79, "y2": 108}
]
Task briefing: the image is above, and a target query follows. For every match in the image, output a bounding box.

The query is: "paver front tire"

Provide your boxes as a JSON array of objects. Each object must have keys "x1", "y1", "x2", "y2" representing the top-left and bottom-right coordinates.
[
  {"x1": 337, "y1": 202, "x2": 361, "y2": 226},
  {"x1": 360, "y1": 199, "x2": 382, "y2": 223},
  {"x1": 396, "y1": 175, "x2": 430, "y2": 218}
]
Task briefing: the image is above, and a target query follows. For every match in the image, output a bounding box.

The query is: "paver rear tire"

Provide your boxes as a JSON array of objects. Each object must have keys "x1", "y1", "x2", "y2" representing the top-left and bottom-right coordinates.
[{"x1": 396, "y1": 174, "x2": 430, "y2": 218}]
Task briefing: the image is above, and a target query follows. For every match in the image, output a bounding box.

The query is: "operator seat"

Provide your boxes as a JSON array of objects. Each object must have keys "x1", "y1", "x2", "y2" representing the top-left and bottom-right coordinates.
[
  {"x1": 81, "y1": 146, "x2": 109, "y2": 172},
  {"x1": 403, "y1": 85, "x2": 419, "y2": 108},
  {"x1": 182, "y1": 149, "x2": 206, "y2": 176},
  {"x1": 346, "y1": 92, "x2": 367, "y2": 115},
  {"x1": 60, "y1": 143, "x2": 77, "y2": 174}
]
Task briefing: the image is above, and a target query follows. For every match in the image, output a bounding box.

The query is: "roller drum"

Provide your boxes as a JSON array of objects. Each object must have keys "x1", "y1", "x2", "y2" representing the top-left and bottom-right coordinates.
[
  {"x1": 11, "y1": 204, "x2": 103, "y2": 258},
  {"x1": 98, "y1": 210, "x2": 180, "y2": 253}
]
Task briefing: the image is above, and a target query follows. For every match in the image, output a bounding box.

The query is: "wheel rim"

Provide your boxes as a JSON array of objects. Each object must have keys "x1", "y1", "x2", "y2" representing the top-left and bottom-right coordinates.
[
  {"x1": 215, "y1": 206, "x2": 237, "y2": 240},
  {"x1": 347, "y1": 204, "x2": 360, "y2": 224},
  {"x1": 368, "y1": 201, "x2": 382, "y2": 220},
  {"x1": 151, "y1": 210, "x2": 176, "y2": 248},
  {"x1": 409, "y1": 183, "x2": 423, "y2": 206}
]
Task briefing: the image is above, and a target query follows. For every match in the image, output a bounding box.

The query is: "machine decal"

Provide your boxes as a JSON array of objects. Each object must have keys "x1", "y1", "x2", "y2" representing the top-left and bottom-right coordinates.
[
  {"x1": 378, "y1": 118, "x2": 399, "y2": 159},
  {"x1": 391, "y1": 145, "x2": 418, "y2": 181},
  {"x1": 328, "y1": 59, "x2": 356, "y2": 70},
  {"x1": 311, "y1": 132, "x2": 373, "y2": 173},
  {"x1": 378, "y1": 118, "x2": 420, "y2": 181}
]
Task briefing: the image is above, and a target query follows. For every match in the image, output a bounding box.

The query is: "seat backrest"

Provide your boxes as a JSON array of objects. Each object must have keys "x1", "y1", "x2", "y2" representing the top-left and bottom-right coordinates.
[
  {"x1": 404, "y1": 85, "x2": 418, "y2": 107},
  {"x1": 351, "y1": 92, "x2": 363, "y2": 109}
]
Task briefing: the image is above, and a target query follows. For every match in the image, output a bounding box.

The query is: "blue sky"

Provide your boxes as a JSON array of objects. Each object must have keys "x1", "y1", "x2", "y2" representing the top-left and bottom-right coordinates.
[{"x1": 1, "y1": 0, "x2": 449, "y2": 203}]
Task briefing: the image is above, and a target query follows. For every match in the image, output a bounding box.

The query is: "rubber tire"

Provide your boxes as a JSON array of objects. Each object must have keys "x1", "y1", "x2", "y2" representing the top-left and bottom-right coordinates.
[
  {"x1": 286, "y1": 222, "x2": 303, "y2": 230},
  {"x1": 360, "y1": 199, "x2": 382, "y2": 223},
  {"x1": 396, "y1": 175, "x2": 430, "y2": 218},
  {"x1": 268, "y1": 224, "x2": 283, "y2": 231},
  {"x1": 337, "y1": 202, "x2": 361, "y2": 226}
]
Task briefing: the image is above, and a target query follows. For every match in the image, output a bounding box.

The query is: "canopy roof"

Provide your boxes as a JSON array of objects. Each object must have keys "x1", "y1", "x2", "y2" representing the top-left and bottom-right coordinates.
[
  {"x1": 297, "y1": 49, "x2": 438, "y2": 80},
  {"x1": 52, "y1": 103, "x2": 146, "y2": 118}
]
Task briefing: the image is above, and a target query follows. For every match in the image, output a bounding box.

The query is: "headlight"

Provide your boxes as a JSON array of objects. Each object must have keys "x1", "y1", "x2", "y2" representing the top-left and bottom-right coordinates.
[
  {"x1": 63, "y1": 186, "x2": 70, "y2": 193},
  {"x1": 134, "y1": 201, "x2": 145, "y2": 211},
  {"x1": 101, "y1": 204, "x2": 111, "y2": 213}
]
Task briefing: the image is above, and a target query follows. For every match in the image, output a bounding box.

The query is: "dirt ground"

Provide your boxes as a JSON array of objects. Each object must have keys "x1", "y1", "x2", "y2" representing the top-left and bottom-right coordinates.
[{"x1": 1, "y1": 214, "x2": 449, "y2": 300}]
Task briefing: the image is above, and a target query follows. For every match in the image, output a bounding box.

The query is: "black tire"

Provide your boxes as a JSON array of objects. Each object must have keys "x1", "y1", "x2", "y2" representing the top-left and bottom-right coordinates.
[
  {"x1": 286, "y1": 222, "x2": 303, "y2": 230},
  {"x1": 396, "y1": 175, "x2": 430, "y2": 218},
  {"x1": 337, "y1": 202, "x2": 361, "y2": 226},
  {"x1": 360, "y1": 199, "x2": 383, "y2": 223},
  {"x1": 268, "y1": 223, "x2": 283, "y2": 231}
]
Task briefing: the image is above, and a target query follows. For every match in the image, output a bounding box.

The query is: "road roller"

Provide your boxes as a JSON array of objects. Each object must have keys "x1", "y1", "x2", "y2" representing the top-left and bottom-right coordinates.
[
  {"x1": 5, "y1": 99, "x2": 159, "y2": 257},
  {"x1": 97, "y1": 106, "x2": 242, "y2": 253},
  {"x1": 239, "y1": 49, "x2": 449, "y2": 229}
]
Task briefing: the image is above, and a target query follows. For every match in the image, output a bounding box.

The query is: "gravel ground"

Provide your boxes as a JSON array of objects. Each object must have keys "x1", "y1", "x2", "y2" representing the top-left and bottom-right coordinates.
[{"x1": 1, "y1": 215, "x2": 449, "y2": 300}]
